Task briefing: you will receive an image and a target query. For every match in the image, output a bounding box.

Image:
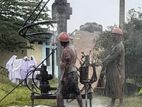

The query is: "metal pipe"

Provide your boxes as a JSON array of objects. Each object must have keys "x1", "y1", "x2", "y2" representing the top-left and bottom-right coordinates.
[{"x1": 52, "y1": 48, "x2": 55, "y2": 78}]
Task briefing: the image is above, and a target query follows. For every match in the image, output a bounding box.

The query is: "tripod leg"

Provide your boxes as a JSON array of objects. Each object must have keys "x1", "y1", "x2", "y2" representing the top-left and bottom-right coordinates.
[
  {"x1": 89, "y1": 98, "x2": 92, "y2": 107},
  {"x1": 85, "y1": 84, "x2": 88, "y2": 107},
  {"x1": 31, "y1": 98, "x2": 34, "y2": 107}
]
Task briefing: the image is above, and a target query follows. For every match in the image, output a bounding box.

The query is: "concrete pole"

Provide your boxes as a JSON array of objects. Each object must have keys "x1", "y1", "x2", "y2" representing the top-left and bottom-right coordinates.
[
  {"x1": 52, "y1": 0, "x2": 72, "y2": 78},
  {"x1": 119, "y1": 0, "x2": 125, "y2": 29}
]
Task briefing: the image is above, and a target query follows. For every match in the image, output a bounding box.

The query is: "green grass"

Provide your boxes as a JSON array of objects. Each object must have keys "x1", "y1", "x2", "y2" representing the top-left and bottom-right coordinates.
[
  {"x1": 1, "y1": 68, "x2": 142, "y2": 107},
  {"x1": 1, "y1": 82, "x2": 142, "y2": 107},
  {"x1": 0, "y1": 67, "x2": 57, "y2": 107},
  {"x1": 0, "y1": 82, "x2": 57, "y2": 107},
  {"x1": 0, "y1": 83, "x2": 57, "y2": 107}
]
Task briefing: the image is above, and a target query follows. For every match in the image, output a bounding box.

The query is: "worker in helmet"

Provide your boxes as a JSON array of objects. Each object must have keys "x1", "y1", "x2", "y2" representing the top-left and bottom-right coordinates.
[
  {"x1": 56, "y1": 32, "x2": 83, "y2": 107},
  {"x1": 101, "y1": 27, "x2": 125, "y2": 107}
]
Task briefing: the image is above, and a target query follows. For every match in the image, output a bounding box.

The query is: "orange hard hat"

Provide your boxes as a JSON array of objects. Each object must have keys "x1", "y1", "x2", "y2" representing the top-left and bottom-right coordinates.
[
  {"x1": 111, "y1": 27, "x2": 123, "y2": 35},
  {"x1": 58, "y1": 32, "x2": 70, "y2": 42}
]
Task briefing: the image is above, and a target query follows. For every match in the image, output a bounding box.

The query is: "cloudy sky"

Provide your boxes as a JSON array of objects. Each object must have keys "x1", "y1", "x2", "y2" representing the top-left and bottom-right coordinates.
[{"x1": 48, "y1": 0, "x2": 142, "y2": 32}]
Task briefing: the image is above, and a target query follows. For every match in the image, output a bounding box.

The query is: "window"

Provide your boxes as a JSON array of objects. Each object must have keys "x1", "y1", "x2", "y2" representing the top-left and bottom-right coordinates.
[{"x1": 46, "y1": 48, "x2": 50, "y2": 66}]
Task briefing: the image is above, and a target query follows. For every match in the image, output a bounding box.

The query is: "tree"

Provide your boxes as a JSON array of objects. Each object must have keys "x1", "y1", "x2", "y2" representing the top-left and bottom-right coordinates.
[
  {"x1": 0, "y1": 0, "x2": 50, "y2": 51},
  {"x1": 95, "y1": 8, "x2": 142, "y2": 85},
  {"x1": 124, "y1": 8, "x2": 142, "y2": 83}
]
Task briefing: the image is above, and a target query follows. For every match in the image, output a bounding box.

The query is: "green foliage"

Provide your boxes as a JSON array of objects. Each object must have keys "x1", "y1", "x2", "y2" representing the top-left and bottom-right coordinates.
[
  {"x1": 0, "y1": 66, "x2": 10, "y2": 83},
  {"x1": 0, "y1": 0, "x2": 50, "y2": 52},
  {"x1": 94, "y1": 30, "x2": 113, "y2": 60},
  {"x1": 139, "y1": 88, "x2": 142, "y2": 95},
  {"x1": 95, "y1": 8, "x2": 142, "y2": 85},
  {"x1": 124, "y1": 8, "x2": 142, "y2": 80}
]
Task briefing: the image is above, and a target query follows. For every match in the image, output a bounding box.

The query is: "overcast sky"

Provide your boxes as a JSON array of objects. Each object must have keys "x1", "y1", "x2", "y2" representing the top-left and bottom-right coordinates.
[{"x1": 48, "y1": 0, "x2": 142, "y2": 32}]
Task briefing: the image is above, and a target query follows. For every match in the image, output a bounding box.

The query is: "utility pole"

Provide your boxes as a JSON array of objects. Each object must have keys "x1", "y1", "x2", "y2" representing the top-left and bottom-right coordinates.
[
  {"x1": 119, "y1": 0, "x2": 125, "y2": 29},
  {"x1": 52, "y1": 0, "x2": 72, "y2": 78}
]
